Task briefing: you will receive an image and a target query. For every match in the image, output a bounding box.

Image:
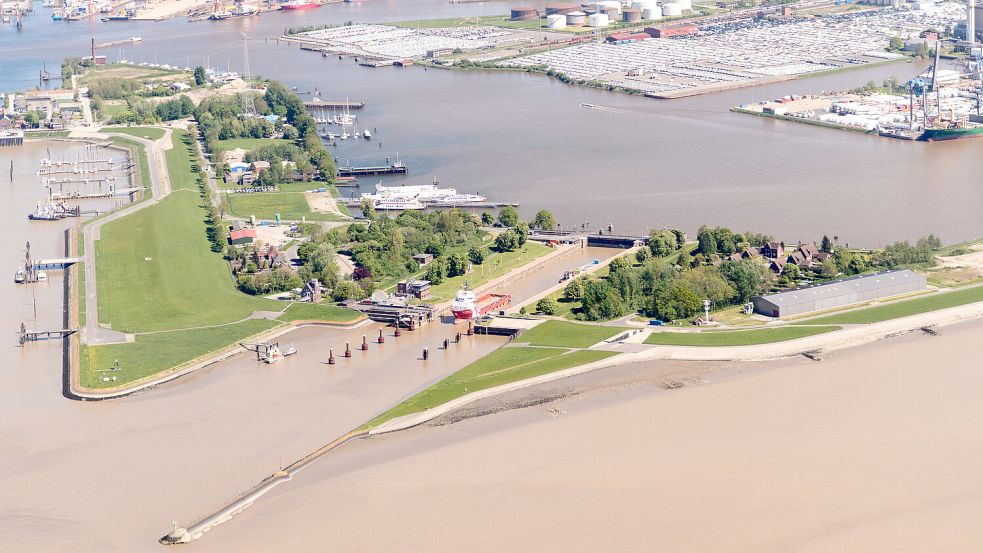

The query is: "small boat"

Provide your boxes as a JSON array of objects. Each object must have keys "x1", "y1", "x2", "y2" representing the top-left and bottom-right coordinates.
[
  {"x1": 363, "y1": 129, "x2": 372, "y2": 139},
  {"x1": 14, "y1": 268, "x2": 25, "y2": 284},
  {"x1": 580, "y1": 103, "x2": 595, "y2": 108},
  {"x1": 37, "y1": 271, "x2": 48, "y2": 282},
  {"x1": 340, "y1": 132, "x2": 350, "y2": 140},
  {"x1": 263, "y1": 343, "x2": 297, "y2": 364},
  {"x1": 281, "y1": 0, "x2": 321, "y2": 9},
  {"x1": 28, "y1": 201, "x2": 65, "y2": 221},
  {"x1": 131, "y1": 36, "x2": 142, "y2": 42}
]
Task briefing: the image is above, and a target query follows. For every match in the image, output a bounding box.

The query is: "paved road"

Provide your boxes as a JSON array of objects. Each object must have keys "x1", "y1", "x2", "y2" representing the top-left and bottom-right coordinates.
[{"x1": 80, "y1": 128, "x2": 173, "y2": 345}]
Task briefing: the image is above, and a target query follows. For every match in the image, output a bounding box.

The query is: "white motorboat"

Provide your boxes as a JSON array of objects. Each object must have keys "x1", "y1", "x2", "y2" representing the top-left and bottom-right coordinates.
[{"x1": 373, "y1": 197, "x2": 425, "y2": 211}]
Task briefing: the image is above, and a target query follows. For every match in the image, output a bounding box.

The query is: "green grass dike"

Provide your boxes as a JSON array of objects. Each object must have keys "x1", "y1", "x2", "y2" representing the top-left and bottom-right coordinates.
[
  {"x1": 102, "y1": 126, "x2": 166, "y2": 141},
  {"x1": 82, "y1": 130, "x2": 362, "y2": 389},
  {"x1": 517, "y1": 320, "x2": 630, "y2": 348},
  {"x1": 643, "y1": 325, "x2": 840, "y2": 347},
  {"x1": 362, "y1": 346, "x2": 618, "y2": 430},
  {"x1": 224, "y1": 189, "x2": 348, "y2": 222},
  {"x1": 801, "y1": 285, "x2": 983, "y2": 325}
]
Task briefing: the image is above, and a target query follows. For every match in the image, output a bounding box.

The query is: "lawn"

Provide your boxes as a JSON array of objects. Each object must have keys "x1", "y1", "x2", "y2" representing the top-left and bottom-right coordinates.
[
  {"x1": 103, "y1": 126, "x2": 166, "y2": 140},
  {"x1": 643, "y1": 325, "x2": 840, "y2": 346},
  {"x1": 802, "y1": 285, "x2": 983, "y2": 325},
  {"x1": 363, "y1": 346, "x2": 618, "y2": 429},
  {"x1": 518, "y1": 320, "x2": 629, "y2": 348},
  {"x1": 216, "y1": 137, "x2": 294, "y2": 152},
  {"x1": 79, "y1": 319, "x2": 283, "y2": 388},
  {"x1": 164, "y1": 128, "x2": 199, "y2": 191},
  {"x1": 425, "y1": 242, "x2": 553, "y2": 302},
  {"x1": 224, "y1": 191, "x2": 346, "y2": 222},
  {"x1": 276, "y1": 301, "x2": 365, "y2": 323},
  {"x1": 108, "y1": 136, "x2": 152, "y2": 194},
  {"x1": 99, "y1": 102, "x2": 129, "y2": 121}
]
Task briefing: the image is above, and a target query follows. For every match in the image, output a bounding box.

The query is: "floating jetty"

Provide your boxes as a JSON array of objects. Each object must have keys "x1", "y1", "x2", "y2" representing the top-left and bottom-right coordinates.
[
  {"x1": 50, "y1": 187, "x2": 140, "y2": 200},
  {"x1": 18, "y1": 322, "x2": 77, "y2": 346},
  {"x1": 337, "y1": 161, "x2": 406, "y2": 177},
  {"x1": 304, "y1": 100, "x2": 365, "y2": 109}
]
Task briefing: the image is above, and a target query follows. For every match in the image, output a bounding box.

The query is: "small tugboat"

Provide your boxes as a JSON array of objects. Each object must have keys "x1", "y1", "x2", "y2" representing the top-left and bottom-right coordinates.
[
  {"x1": 14, "y1": 268, "x2": 26, "y2": 284},
  {"x1": 263, "y1": 343, "x2": 297, "y2": 364},
  {"x1": 363, "y1": 128, "x2": 372, "y2": 139}
]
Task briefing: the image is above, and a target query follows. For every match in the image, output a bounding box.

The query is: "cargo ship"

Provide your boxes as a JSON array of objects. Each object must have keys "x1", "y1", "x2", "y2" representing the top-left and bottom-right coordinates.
[
  {"x1": 281, "y1": 0, "x2": 321, "y2": 9},
  {"x1": 450, "y1": 288, "x2": 511, "y2": 320},
  {"x1": 919, "y1": 125, "x2": 983, "y2": 141}
]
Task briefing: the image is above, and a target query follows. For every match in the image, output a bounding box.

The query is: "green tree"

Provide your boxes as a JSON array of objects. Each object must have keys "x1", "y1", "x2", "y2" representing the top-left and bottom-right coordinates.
[
  {"x1": 563, "y1": 277, "x2": 587, "y2": 301},
  {"x1": 649, "y1": 229, "x2": 677, "y2": 257},
  {"x1": 447, "y1": 252, "x2": 469, "y2": 277},
  {"x1": 359, "y1": 197, "x2": 376, "y2": 220},
  {"x1": 652, "y1": 280, "x2": 702, "y2": 322},
  {"x1": 531, "y1": 209, "x2": 556, "y2": 231},
  {"x1": 820, "y1": 235, "x2": 833, "y2": 253},
  {"x1": 679, "y1": 266, "x2": 736, "y2": 306},
  {"x1": 331, "y1": 280, "x2": 360, "y2": 301},
  {"x1": 494, "y1": 230, "x2": 519, "y2": 252},
  {"x1": 536, "y1": 296, "x2": 559, "y2": 315},
  {"x1": 820, "y1": 258, "x2": 838, "y2": 278},
  {"x1": 579, "y1": 280, "x2": 626, "y2": 321},
  {"x1": 424, "y1": 258, "x2": 447, "y2": 284},
  {"x1": 889, "y1": 36, "x2": 904, "y2": 51},
  {"x1": 515, "y1": 222, "x2": 529, "y2": 246},
  {"x1": 24, "y1": 110, "x2": 41, "y2": 128},
  {"x1": 481, "y1": 211, "x2": 495, "y2": 226},
  {"x1": 608, "y1": 256, "x2": 632, "y2": 274},
  {"x1": 497, "y1": 205, "x2": 519, "y2": 227},
  {"x1": 635, "y1": 247, "x2": 652, "y2": 264},
  {"x1": 696, "y1": 225, "x2": 717, "y2": 256},
  {"x1": 719, "y1": 259, "x2": 762, "y2": 302},
  {"x1": 194, "y1": 65, "x2": 207, "y2": 86},
  {"x1": 779, "y1": 263, "x2": 801, "y2": 286},
  {"x1": 468, "y1": 245, "x2": 486, "y2": 265}
]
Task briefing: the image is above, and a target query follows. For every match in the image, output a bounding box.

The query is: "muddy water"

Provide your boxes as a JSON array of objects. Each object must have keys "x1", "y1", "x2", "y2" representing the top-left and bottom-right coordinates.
[{"x1": 197, "y1": 321, "x2": 983, "y2": 553}]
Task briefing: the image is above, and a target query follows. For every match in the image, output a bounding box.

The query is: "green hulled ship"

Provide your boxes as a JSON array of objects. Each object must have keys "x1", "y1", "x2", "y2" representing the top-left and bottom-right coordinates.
[{"x1": 919, "y1": 125, "x2": 983, "y2": 141}]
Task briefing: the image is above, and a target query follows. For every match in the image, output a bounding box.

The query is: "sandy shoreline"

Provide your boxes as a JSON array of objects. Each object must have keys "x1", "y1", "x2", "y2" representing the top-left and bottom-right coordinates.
[{"x1": 188, "y1": 317, "x2": 983, "y2": 552}]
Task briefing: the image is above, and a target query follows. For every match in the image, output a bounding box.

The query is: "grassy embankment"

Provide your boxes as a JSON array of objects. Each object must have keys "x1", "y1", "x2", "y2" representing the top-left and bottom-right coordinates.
[
  {"x1": 802, "y1": 285, "x2": 983, "y2": 325},
  {"x1": 81, "y1": 130, "x2": 360, "y2": 388},
  {"x1": 362, "y1": 320, "x2": 626, "y2": 429},
  {"x1": 518, "y1": 320, "x2": 629, "y2": 348},
  {"x1": 644, "y1": 325, "x2": 839, "y2": 346},
  {"x1": 362, "y1": 346, "x2": 618, "y2": 429},
  {"x1": 102, "y1": 126, "x2": 167, "y2": 140}
]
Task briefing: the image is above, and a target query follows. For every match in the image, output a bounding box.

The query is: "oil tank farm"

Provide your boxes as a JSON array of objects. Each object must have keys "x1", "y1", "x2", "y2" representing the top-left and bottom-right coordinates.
[
  {"x1": 662, "y1": 3, "x2": 683, "y2": 16},
  {"x1": 588, "y1": 12, "x2": 610, "y2": 26},
  {"x1": 510, "y1": 6, "x2": 539, "y2": 20},
  {"x1": 642, "y1": 6, "x2": 662, "y2": 19},
  {"x1": 592, "y1": 0, "x2": 621, "y2": 14},
  {"x1": 566, "y1": 10, "x2": 587, "y2": 25},
  {"x1": 623, "y1": 8, "x2": 642, "y2": 23},
  {"x1": 545, "y1": 2, "x2": 579, "y2": 15},
  {"x1": 603, "y1": 6, "x2": 620, "y2": 19},
  {"x1": 751, "y1": 270, "x2": 926, "y2": 318},
  {"x1": 546, "y1": 13, "x2": 567, "y2": 28}
]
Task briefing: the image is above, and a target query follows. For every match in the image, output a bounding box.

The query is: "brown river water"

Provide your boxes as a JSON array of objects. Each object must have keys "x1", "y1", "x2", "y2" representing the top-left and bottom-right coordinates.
[{"x1": 1, "y1": 0, "x2": 982, "y2": 549}]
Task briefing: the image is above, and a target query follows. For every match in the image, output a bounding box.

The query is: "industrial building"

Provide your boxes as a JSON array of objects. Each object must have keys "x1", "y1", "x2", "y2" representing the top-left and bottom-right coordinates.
[
  {"x1": 646, "y1": 23, "x2": 698, "y2": 38},
  {"x1": 607, "y1": 32, "x2": 652, "y2": 44},
  {"x1": 751, "y1": 269, "x2": 927, "y2": 318}
]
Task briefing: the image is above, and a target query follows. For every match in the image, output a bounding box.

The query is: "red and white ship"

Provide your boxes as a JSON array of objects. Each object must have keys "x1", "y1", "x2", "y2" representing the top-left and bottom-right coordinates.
[
  {"x1": 450, "y1": 287, "x2": 511, "y2": 320},
  {"x1": 281, "y1": 0, "x2": 321, "y2": 9}
]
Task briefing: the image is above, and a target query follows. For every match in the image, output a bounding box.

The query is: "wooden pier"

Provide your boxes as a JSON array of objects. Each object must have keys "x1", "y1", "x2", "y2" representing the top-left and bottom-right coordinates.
[
  {"x1": 18, "y1": 322, "x2": 77, "y2": 345},
  {"x1": 304, "y1": 100, "x2": 365, "y2": 110}
]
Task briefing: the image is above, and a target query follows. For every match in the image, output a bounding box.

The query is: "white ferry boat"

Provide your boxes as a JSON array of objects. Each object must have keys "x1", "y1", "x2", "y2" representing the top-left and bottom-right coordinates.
[{"x1": 373, "y1": 197, "x2": 425, "y2": 211}]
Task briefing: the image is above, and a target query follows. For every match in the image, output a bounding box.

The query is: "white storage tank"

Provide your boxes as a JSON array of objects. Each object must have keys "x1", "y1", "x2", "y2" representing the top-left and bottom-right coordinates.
[
  {"x1": 546, "y1": 13, "x2": 567, "y2": 28},
  {"x1": 662, "y1": 3, "x2": 683, "y2": 16},
  {"x1": 642, "y1": 5, "x2": 662, "y2": 19},
  {"x1": 593, "y1": 0, "x2": 621, "y2": 14},
  {"x1": 566, "y1": 10, "x2": 587, "y2": 25},
  {"x1": 587, "y1": 12, "x2": 610, "y2": 26},
  {"x1": 631, "y1": 0, "x2": 654, "y2": 9}
]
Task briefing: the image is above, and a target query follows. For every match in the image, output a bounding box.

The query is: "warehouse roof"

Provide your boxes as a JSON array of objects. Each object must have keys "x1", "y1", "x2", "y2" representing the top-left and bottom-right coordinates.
[{"x1": 756, "y1": 269, "x2": 924, "y2": 307}]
